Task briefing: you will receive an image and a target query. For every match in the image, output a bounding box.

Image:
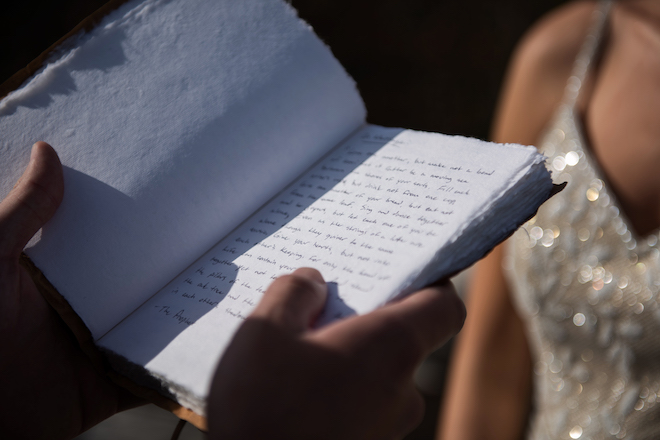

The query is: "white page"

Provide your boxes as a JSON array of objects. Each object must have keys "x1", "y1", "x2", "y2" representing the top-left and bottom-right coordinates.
[
  {"x1": 0, "y1": 0, "x2": 365, "y2": 338},
  {"x1": 99, "y1": 125, "x2": 550, "y2": 413}
]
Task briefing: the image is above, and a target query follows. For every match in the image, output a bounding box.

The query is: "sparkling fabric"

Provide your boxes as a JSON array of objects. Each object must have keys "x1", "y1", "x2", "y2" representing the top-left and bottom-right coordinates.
[{"x1": 506, "y1": 1, "x2": 660, "y2": 438}]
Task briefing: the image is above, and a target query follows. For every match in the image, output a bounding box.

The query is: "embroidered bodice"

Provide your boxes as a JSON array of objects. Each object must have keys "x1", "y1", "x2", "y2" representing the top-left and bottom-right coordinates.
[{"x1": 506, "y1": 2, "x2": 660, "y2": 438}]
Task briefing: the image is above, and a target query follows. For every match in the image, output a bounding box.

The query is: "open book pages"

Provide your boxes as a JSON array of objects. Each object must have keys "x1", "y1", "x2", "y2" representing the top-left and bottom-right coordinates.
[
  {"x1": 0, "y1": 0, "x2": 553, "y2": 416},
  {"x1": 99, "y1": 125, "x2": 551, "y2": 413}
]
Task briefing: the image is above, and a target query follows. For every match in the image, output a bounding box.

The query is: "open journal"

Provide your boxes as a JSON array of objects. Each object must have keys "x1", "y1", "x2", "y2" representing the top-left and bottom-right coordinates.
[{"x1": 0, "y1": 0, "x2": 554, "y2": 422}]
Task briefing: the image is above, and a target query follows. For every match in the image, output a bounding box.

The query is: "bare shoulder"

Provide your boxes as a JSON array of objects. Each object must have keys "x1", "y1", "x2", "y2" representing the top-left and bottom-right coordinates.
[
  {"x1": 516, "y1": 1, "x2": 598, "y2": 75},
  {"x1": 492, "y1": 1, "x2": 599, "y2": 145}
]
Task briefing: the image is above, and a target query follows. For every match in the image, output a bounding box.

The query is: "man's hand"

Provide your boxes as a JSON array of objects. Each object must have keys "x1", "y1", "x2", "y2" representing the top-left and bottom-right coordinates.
[
  {"x1": 0, "y1": 142, "x2": 140, "y2": 439},
  {"x1": 209, "y1": 268, "x2": 465, "y2": 440},
  {"x1": 1, "y1": 141, "x2": 465, "y2": 439}
]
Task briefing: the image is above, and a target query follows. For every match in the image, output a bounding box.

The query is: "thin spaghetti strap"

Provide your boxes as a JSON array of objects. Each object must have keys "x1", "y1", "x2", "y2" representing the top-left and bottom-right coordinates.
[{"x1": 562, "y1": 0, "x2": 614, "y2": 107}]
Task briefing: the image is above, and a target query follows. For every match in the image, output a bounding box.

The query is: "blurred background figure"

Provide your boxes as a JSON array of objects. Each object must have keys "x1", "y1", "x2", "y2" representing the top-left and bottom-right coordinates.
[
  {"x1": 1, "y1": 0, "x2": 567, "y2": 438},
  {"x1": 440, "y1": 0, "x2": 660, "y2": 439}
]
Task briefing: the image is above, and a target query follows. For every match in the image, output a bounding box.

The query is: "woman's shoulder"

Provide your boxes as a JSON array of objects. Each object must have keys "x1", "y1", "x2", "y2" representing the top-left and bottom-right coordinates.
[
  {"x1": 516, "y1": 1, "x2": 599, "y2": 77},
  {"x1": 492, "y1": 1, "x2": 600, "y2": 144}
]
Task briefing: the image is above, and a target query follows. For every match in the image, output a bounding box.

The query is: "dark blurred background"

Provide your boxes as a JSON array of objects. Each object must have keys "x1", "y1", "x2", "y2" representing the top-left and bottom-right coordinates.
[
  {"x1": 4, "y1": 0, "x2": 568, "y2": 139},
  {"x1": 2, "y1": 0, "x2": 567, "y2": 438}
]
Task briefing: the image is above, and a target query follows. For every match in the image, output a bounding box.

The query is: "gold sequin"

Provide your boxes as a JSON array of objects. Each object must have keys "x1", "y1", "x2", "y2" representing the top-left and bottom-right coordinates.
[
  {"x1": 569, "y1": 425, "x2": 583, "y2": 439},
  {"x1": 566, "y1": 151, "x2": 580, "y2": 166}
]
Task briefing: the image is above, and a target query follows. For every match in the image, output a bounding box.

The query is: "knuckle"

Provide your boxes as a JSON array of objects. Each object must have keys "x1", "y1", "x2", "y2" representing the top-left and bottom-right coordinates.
[
  {"x1": 379, "y1": 314, "x2": 426, "y2": 361},
  {"x1": 261, "y1": 273, "x2": 324, "y2": 327},
  {"x1": 442, "y1": 289, "x2": 466, "y2": 334},
  {"x1": 269, "y1": 273, "x2": 318, "y2": 297},
  {"x1": 383, "y1": 386, "x2": 425, "y2": 439},
  {"x1": 422, "y1": 286, "x2": 466, "y2": 337},
  {"x1": 403, "y1": 390, "x2": 425, "y2": 433},
  {"x1": 14, "y1": 179, "x2": 61, "y2": 224}
]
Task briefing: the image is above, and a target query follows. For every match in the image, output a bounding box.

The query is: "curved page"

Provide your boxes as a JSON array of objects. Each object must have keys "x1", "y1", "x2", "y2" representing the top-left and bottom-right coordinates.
[
  {"x1": 0, "y1": 0, "x2": 365, "y2": 338},
  {"x1": 99, "y1": 126, "x2": 551, "y2": 413}
]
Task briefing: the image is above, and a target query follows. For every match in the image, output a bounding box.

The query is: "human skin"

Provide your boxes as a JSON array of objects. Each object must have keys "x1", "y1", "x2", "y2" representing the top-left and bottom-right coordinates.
[
  {"x1": 0, "y1": 142, "x2": 142, "y2": 439},
  {"x1": 209, "y1": 267, "x2": 464, "y2": 440},
  {"x1": 438, "y1": 1, "x2": 660, "y2": 439},
  {"x1": 1, "y1": 142, "x2": 465, "y2": 439}
]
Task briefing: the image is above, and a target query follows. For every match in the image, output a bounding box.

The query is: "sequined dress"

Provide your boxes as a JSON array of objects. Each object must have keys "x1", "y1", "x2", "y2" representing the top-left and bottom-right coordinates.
[{"x1": 506, "y1": 1, "x2": 660, "y2": 439}]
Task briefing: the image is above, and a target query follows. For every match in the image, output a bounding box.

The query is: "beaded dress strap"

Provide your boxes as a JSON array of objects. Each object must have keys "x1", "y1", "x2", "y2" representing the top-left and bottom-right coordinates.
[{"x1": 562, "y1": 0, "x2": 614, "y2": 108}]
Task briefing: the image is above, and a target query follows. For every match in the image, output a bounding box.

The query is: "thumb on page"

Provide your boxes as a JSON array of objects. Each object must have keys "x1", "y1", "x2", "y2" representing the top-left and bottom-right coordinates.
[
  {"x1": 250, "y1": 267, "x2": 328, "y2": 334},
  {"x1": 0, "y1": 142, "x2": 64, "y2": 258}
]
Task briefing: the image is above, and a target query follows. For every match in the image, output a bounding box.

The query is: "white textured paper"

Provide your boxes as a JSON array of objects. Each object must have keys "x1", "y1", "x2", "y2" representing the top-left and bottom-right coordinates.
[
  {"x1": 99, "y1": 125, "x2": 550, "y2": 411},
  {"x1": 0, "y1": 0, "x2": 365, "y2": 338}
]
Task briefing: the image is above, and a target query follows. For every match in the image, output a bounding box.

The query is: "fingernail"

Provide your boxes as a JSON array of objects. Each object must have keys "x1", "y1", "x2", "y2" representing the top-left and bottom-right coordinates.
[
  {"x1": 30, "y1": 142, "x2": 40, "y2": 161},
  {"x1": 292, "y1": 267, "x2": 326, "y2": 287},
  {"x1": 459, "y1": 299, "x2": 467, "y2": 324}
]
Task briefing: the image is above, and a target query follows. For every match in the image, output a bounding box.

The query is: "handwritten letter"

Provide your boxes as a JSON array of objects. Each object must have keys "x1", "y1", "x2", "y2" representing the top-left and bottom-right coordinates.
[
  {"x1": 98, "y1": 124, "x2": 547, "y2": 407},
  {"x1": 107, "y1": 126, "x2": 511, "y2": 341}
]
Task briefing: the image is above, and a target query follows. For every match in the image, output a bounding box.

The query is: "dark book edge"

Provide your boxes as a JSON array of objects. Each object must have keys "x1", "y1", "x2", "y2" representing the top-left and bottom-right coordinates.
[
  {"x1": 19, "y1": 253, "x2": 208, "y2": 428},
  {"x1": 0, "y1": 0, "x2": 129, "y2": 100}
]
